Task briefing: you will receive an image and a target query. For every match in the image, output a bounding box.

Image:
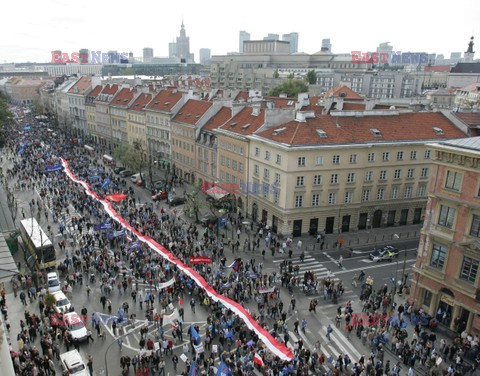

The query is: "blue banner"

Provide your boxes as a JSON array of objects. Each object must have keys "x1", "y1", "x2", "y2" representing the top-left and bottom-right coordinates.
[
  {"x1": 17, "y1": 147, "x2": 24, "y2": 155},
  {"x1": 94, "y1": 223, "x2": 113, "y2": 231},
  {"x1": 89, "y1": 175, "x2": 102, "y2": 181},
  {"x1": 189, "y1": 360, "x2": 197, "y2": 376},
  {"x1": 101, "y1": 177, "x2": 111, "y2": 188},
  {"x1": 113, "y1": 229, "x2": 125, "y2": 238},
  {"x1": 45, "y1": 164, "x2": 63, "y2": 172},
  {"x1": 245, "y1": 272, "x2": 258, "y2": 279},
  {"x1": 216, "y1": 361, "x2": 231, "y2": 376},
  {"x1": 23, "y1": 126, "x2": 31, "y2": 131},
  {"x1": 129, "y1": 241, "x2": 141, "y2": 249},
  {"x1": 190, "y1": 325, "x2": 201, "y2": 345}
]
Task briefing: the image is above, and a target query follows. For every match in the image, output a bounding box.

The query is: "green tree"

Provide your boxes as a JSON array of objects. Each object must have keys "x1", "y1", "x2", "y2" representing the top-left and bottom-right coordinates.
[
  {"x1": 44, "y1": 293, "x2": 56, "y2": 309},
  {"x1": 112, "y1": 144, "x2": 143, "y2": 174},
  {"x1": 306, "y1": 70, "x2": 317, "y2": 84},
  {"x1": 288, "y1": 73, "x2": 295, "y2": 79},
  {"x1": 268, "y1": 80, "x2": 308, "y2": 98},
  {"x1": 273, "y1": 70, "x2": 279, "y2": 79},
  {"x1": 0, "y1": 92, "x2": 14, "y2": 147},
  {"x1": 184, "y1": 180, "x2": 205, "y2": 223}
]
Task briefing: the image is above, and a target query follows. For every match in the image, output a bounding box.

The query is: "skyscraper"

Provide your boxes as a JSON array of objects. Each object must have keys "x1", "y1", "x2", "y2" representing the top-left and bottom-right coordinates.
[
  {"x1": 282, "y1": 32, "x2": 299, "y2": 53},
  {"x1": 143, "y1": 47, "x2": 154, "y2": 63},
  {"x1": 79, "y1": 49, "x2": 89, "y2": 63},
  {"x1": 169, "y1": 42, "x2": 177, "y2": 58},
  {"x1": 264, "y1": 33, "x2": 280, "y2": 41},
  {"x1": 376, "y1": 42, "x2": 393, "y2": 65},
  {"x1": 239, "y1": 30, "x2": 250, "y2": 53},
  {"x1": 199, "y1": 48, "x2": 211, "y2": 65},
  {"x1": 176, "y1": 21, "x2": 190, "y2": 62},
  {"x1": 321, "y1": 39, "x2": 332, "y2": 52}
]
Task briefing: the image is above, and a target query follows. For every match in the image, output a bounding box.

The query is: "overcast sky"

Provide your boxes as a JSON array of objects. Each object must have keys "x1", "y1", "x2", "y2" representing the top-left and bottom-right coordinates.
[{"x1": 2, "y1": 0, "x2": 479, "y2": 63}]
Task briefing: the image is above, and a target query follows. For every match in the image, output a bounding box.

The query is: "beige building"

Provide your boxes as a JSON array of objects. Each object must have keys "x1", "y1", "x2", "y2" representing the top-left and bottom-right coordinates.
[
  {"x1": 110, "y1": 87, "x2": 137, "y2": 148},
  {"x1": 94, "y1": 84, "x2": 120, "y2": 150},
  {"x1": 85, "y1": 85, "x2": 102, "y2": 143},
  {"x1": 127, "y1": 91, "x2": 153, "y2": 160},
  {"x1": 246, "y1": 110, "x2": 467, "y2": 236},
  {"x1": 6, "y1": 76, "x2": 50, "y2": 105}
]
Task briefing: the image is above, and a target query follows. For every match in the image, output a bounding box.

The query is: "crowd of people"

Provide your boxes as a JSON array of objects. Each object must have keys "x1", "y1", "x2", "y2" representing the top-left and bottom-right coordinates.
[{"x1": 1, "y1": 106, "x2": 479, "y2": 376}]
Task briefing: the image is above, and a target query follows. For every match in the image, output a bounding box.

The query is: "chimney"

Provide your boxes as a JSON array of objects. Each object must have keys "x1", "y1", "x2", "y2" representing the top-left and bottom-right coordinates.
[{"x1": 252, "y1": 106, "x2": 260, "y2": 116}]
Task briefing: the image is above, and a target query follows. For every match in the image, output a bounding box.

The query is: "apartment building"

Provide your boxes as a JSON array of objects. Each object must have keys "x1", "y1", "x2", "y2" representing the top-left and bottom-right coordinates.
[
  {"x1": 67, "y1": 76, "x2": 93, "y2": 137},
  {"x1": 110, "y1": 87, "x2": 137, "y2": 148},
  {"x1": 145, "y1": 88, "x2": 184, "y2": 166},
  {"x1": 126, "y1": 92, "x2": 153, "y2": 160},
  {"x1": 85, "y1": 85, "x2": 102, "y2": 143},
  {"x1": 411, "y1": 137, "x2": 480, "y2": 335},
  {"x1": 55, "y1": 78, "x2": 78, "y2": 129},
  {"x1": 247, "y1": 110, "x2": 466, "y2": 236},
  {"x1": 94, "y1": 84, "x2": 120, "y2": 150},
  {"x1": 6, "y1": 76, "x2": 51, "y2": 105}
]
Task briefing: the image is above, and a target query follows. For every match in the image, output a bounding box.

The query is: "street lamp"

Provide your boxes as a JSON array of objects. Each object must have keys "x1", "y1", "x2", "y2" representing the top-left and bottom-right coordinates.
[{"x1": 393, "y1": 234, "x2": 400, "y2": 297}]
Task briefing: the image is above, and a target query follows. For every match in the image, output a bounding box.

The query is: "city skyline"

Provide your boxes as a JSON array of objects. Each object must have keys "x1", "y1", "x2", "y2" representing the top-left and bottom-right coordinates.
[{"x1": 1, "y1": 0, "x2": 479, "y2": 63}]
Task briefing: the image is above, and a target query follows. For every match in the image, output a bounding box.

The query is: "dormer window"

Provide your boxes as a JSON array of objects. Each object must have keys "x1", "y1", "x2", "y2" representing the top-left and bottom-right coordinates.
[
  {"x1": 433, "y1": 127, "x2": 444, "y2": 135},
  {"x1": 242, "y1": 123, "x2": 250, "y2": 129},
  {"x1": 229, "y1": 122, "x2": 238, "y2": 128},
  {"x1": 317, "y1": 129, "x2": 327, "y2": 138},
  {"x1": 272, "y1": 127, "x2": 286, "y2": 135},
  {"x1": 371, "y1": 128, "x2": 382, "y2": 137}
]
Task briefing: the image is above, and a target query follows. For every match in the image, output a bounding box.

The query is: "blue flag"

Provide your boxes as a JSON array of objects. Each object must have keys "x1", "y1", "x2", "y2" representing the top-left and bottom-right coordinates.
[
  {"x1": 45, "y1": 164, "x2": 63, "y2": 172},
  {"x1": 101, "y1": 177, "x2": 111, "y2": 188},
  {"x1": 216, "y1": 361, "x2": 231, "y2": 376},
  {"x1": 189, "y1": 360, "x2": 197, "y2": 376},
  {"x1": 190, "y1": 325, "x2": 201, "y2": 345},
  {"x1": 17, "y1": 147, "x2": 24, "y2": 155}
]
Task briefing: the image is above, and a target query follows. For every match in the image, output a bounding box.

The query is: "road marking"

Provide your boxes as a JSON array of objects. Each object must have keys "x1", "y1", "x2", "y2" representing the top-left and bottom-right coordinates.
[
  {"x1": 334, "y1": 259, "x2": 416, "y2": 275},
  {"x1": 359, "y1": 259, "x2": 373, "y2": 263},
  {"x1": 330, "y1": 330, "x2": 361, "y2": 358}
]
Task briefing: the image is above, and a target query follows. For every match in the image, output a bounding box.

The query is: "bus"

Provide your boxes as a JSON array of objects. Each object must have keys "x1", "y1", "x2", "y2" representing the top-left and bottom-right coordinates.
[{"x1": 19, "y1": 218, "x2": 56, "y2": 270}]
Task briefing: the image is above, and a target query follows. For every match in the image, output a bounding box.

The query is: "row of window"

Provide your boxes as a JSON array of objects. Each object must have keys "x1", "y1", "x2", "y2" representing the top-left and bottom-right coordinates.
[
  {"x1": 172, "y1": 151, "x2": 194, "y2": 167},
  {"x1": 430, "y1": 244, "x2": 479, "y2": 284},
  {"x1": 220, "y1": 141, "x2": 244, "y2": 156},
  {"x1": 173, "y1": 139, "x2": 194, "y2": 152},
  {"x1": 146, "y1": 115, "x2": 169, "y2": 126},
  {"x1": 220, "y1": 156, "x2": 244, "y2": 172}
]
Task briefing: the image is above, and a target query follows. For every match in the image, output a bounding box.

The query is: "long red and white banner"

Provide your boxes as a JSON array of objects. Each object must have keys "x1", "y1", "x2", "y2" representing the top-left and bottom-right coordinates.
[{"x1": 60, "y1": 159, "x2": 293, "y2": 361}]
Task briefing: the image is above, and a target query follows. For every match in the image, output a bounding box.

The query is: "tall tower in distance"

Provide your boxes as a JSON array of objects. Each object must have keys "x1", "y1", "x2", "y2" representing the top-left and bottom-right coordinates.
[
  {"x1": 143, "y1": 47, "x2": 154, "y2": 63},
  {"x1": 464, "y1": 36, "x2": 475, "y2": 62},
  {"x1": 321, "y1": 39, "x2": 332, "y2": 52},
  {"x1": 176, "y1": 21, "x2": 191, "y2": 62},
  {"x1": 239, "y1": 30, "x2": 250, "y2": 53},
  {"x1": 282, "y1": 33, "x2": 299, "y2": 53}
]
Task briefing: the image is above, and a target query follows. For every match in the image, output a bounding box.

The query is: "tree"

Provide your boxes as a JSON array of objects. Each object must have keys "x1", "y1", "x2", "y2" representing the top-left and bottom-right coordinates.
[
  {"x1": 306, "y1": 70, "x2": 317, "y2": 85},
  {"x1": 273, "y1": 70, "x2": 279, "y2": 79},
  {"x1": 112, "y1": 144, "x2": 143, "y2": 173},
  {"x1": 184, "y1": 181, "x2": 205, "y2": 223},
  {"x1": 287, "y1": 73, "x2": 295, "y2": 79},
  {"x1": 268, "y1": 80, "x2": 308, "y2": 98},
  {"x1": 0, "y1": 92, "x2": 14, "y2": 147},
  {"x1": 44, "y1": 293, "x2": 56, "y2": 309}
]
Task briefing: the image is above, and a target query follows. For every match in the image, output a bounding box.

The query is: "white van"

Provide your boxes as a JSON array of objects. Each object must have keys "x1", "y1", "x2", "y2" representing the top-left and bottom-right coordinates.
[
  {"x1": 47, "y1": 272, "x2": 61, "y2": 293},
  {"x1": 63, "y1": 312, "x2": 88, "y2": 342},
  {"x1": 60, "y1": 350, "x2": 88, "y2": 376},
  {"x1": 130, "y1": 173, "x2": 142, "y2": 183},
  {"x1": 52, "y1": 291, "x2": 72, "y2": 314}
]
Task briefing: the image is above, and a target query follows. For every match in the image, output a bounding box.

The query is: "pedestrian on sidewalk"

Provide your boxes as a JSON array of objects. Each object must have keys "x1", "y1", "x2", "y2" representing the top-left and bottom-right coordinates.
[
  {"x1": 326, "y1": 324, "x2": 333, "y2": 341},
  {"x1": 338, "y1": 256, "x2": 343, "y2": 268}
]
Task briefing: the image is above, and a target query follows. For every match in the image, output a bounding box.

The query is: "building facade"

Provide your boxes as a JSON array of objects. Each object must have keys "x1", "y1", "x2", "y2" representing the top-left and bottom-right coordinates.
[
  {"x1": 239, "y1": 31, "x2": 250, "y2": 53},
  {"x1": 126, "y1": 91, "x2": 153, "y2": 160},
  {"x1": 411, "y1": 137, "x2": 480, "y2": 335},
  {"x1": 282, "y1": 33, "x2": 299, "y2": 53},
  {"x1": 67, "y1": 76, "x2": 93, "y2": 137},
  {"x1": 93, "y1": 84, "x2": 119, "y2": 150},
  {"x1": 110, "y1": 86, "x2": 137, "y2": 148}
]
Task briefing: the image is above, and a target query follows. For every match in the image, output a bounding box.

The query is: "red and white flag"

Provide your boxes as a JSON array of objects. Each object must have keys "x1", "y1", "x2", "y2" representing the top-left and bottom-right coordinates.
[
  {"x1": 253, "y1": 353, "x2": 264, "y2": 367},
  {"x1": 178, "y1": 297, "x2": 183, "y2": 305}
]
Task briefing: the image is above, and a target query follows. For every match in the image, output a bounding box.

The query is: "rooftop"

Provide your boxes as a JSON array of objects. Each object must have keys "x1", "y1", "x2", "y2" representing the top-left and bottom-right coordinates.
[
  {"x1": 436, "y1": 136, "x2": 480, "y2": 154},
  {"x1": 146, "y1": 88, "x2": 182, "y2": 112},
  {"x1": 450, "y1": 62, "x2": 480, "y2": 74},
  {"x1": 324, "y1": 85, "x2": 364, "y2": 100},
  {"x1": 453, "y1": 112, "x2": 480, "y2": 127},
  {"x1": 173, "y1": 99, "x2": 213, "y2": 125},
  {"x1": 202, "y1": 106, "x2": 232, "y2": 131},
  {"x1": 68, "y1": 76, "x2": 92, "y2": 95},
  {"x1": 111, "y1": 87, "x2": 137, "y2": 106},
  {"x1": 218, "y1": 106, "x2": 265, "y2": 136},
  {"x1": 128, "y1": 93, "x2": 153, "y2": 112},
  {"x1": 87, "y1": 85, "x2": 102, "y2": 98}
]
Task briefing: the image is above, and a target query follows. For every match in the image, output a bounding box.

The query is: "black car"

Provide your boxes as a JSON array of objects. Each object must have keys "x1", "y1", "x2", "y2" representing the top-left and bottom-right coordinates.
[
  {"x1": 168, "y1": 197, "x2": 186, "y2": 207},
  {"x1": 200, "y1": 215, "x2": 218, "y2": 227},
  {"x1": 114, "y1": 167, "x2": 126, "y2": 174},
  {"x1": 369, "y1": 246, "x2": 399, "y2": 262}
]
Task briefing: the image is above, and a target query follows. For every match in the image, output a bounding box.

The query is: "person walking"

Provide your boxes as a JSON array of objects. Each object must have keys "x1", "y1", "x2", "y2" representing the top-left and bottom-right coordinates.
[
  {"x1": 326, "y1": 324, "x2": 333, "y2": 341},
  {"x1": 190, "y1": 297, "x2": 196, "y2": 314},
  {"x1": 301, "y1": 318, "x2": 307, "y2": 334},
  {"x1": 338, "y1": 256, "x2": 343, "y2": 268},
  {"x1": 87, "y1": 355, "x2": 93, "y2": 376}
]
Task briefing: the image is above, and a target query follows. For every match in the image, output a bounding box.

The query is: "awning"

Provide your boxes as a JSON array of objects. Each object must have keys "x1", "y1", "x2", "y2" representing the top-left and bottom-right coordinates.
[
  {"x1": 206, "y1": 187, "x2": 229, "y2": 200},
  {"x1": 0, "y1": 233, "x2": 19, "y2": 283}
]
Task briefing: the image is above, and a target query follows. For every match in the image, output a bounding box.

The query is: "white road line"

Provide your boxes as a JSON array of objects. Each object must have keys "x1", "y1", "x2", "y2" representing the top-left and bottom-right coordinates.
[
  {"x1": 330, "y1": 330, "x2": 361, "y2": 359},
  {"x1": 359, "y1": 259, "x2": 373, "y2": 263},
  {"x1": 297, "y1": 329, "x2": 313, "y2": 349},
  {"x1": 334, "y1": 259, "x2": 416, "y2": 275}
]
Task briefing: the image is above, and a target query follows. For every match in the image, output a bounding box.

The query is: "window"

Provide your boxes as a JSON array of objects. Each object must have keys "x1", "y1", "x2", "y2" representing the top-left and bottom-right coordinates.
[
  {"x1": 273, "y1": 191, "x2": 279, "y2": 204},
  {"x1": 275, "y1": 173, "x2": 281, "y2": 184},
  {"x1": 232, "y1": 160, "x2": 237, "y2": 171},
  {"x1": 220, "y1": 156, "x2": 225, "y2": 166},
  {"x1": 254, "y1": 164, "x2": 259, "y2": 176},
  {"x1": 423, "y1": 290, "x2": 433, "y2": 307},
  {"x1": 226, "y1": 158, "x2": 230, "y2": 168},
  {"x1": 275, "y1": 154, "x2": 281, "y2": 164},
  {"x1": 347, "y1": 173, "x2": 355, "y2": 183},
  {"x1": 345, "y1": 191, "x2": 353, "y2": 203},
  {"x1": 377, "y1": 188, "x2": 385, "y2": 200},
  {"x1": 331, "y1": 174, "x2": 338, "y2": 184},
  {"x1": 333, "y1": 155, "x2": 340, "y2": 164},
  {"x1": 239, "y1": 163, "x2": 244, "y2": 172},
  {"x1": 470, "y1": 215, "x2": 480, "y2": 238},
  {"x1": 362, "y1": 189, "x2": 371, "y2": 202},
  {"x1": 407, "y1": 168, "x2": 415, "y2": 178},
  {"x1": 264, "y1": 168, "x2": 270, "y2": 180},
  {"x1": 313, "y1": 175, "x2": 322, "y2": 185},
  {"x1": 392, "y1": 186, "x2": 399, "y2": 199},
  {"x1": 379, "y1": 170, "x2": 387, "y2": 180},
  {"x1": 312, "y1": 194, "x2": 320, "y2": 206},
  {"x1": 349, "y1": 154, "x2": 357, "y2": 164},
  {"x1": 404, "y1": 186, "x2": 412, "y2": 198},
  {"x1": 460, "y1": 257, "x2": 479, "y2": 283},
  {"x1": 445, "y1": 171, "x2": 462, "y2": 191},
  {"x1": 328, "y1": 192, "x2": 336, "y2": 205},
  {"x1": 397, "y1": 151, "x2": 404, "y2": 161},
  {"x1": 265, "y1": 151, "x2": 270, "y2": 160},
  {"x1": 367, "y1": 153, "x2": 375, "y2": 162},
  {"x1": 424, "y1": 150, "x2": 431, "y2": 159},
  {"x1": 315, "y1": 156, "x2": 323, "y2": 165},
  {"x1": 296, "y1": 176, "x2": 304, "y2": 186},
  {"x1": 410, "y1": 150, "x2": 417, "y2": 160},
  {"x1": 239, "y1": 147, "x2": 244, "y2": 155},
  {"x1": 298, "y1": 157, "x2": 306, "y2": 166},
  {"x1": 430, "y1": 244, "x2": 447, "y2": 270},
  {"x1": 421, "y1": 168, "x2": 429, "y2": 178},
  {"x1": 365, "y1": 171, "x2": 373, "y2": 182},
  {"x1": 438, "y1": 205, "x2": 456, "y2": 228},
  {"x1": 295, "y1": 195, "x2": 303, "y2": 208},
  {"x1": 382, "y1": 152, "x2": 390, "y2": 161},
  {"x1": 418, "y1": 185, "x2": 427, "y2": 197},
  {"x1": 394, "y1": 169, "x2": 401, "y2": 179},
  {"x1": 255, "y1": 147, "x2": 260, "y2": 157}
]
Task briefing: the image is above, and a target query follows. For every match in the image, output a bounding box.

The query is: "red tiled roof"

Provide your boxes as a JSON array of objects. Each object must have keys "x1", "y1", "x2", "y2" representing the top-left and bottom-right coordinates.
[
  {"x1": 342, "y1": 102, "x2": 366, "y2": 110},
  {"x1": 454, "y1": 112, "x2": 480, "y2": 127},
  {"x1": 129, "y1": 93, "x2": 153, "y2": 112},
  {"x1": 458, "y1": 83, "x2": 480, "y2": 92},
  {"x1": 309, "y1": 96, "x2": 321, "y2": 106},
  {"x1": 172, "y1": 99, "x2": 213, "y2": 125},
  {"x1": 87, "y1": 85, "x2": 102, "y2": 98},
  {"x1": 324, "y1": 85, "x2": 363, "y2": 100},
  {"x1": 111, "y1": 88, "x2": 137, "y2": 106},
  {"x1": 263, "y1": 97, "x2": 297, "y2": 108},
  {"x1": 234, "y1": 91, "x2": 249, "y2": 101},
  {"x1": 255, "y1": 112, "x2": 466, "y2": 146},
  {"x1": 202, "y1": 107, "x2": 232, "y2": 131},
  {"x1": 146, "y1": 88, "x2": 183, "y2": 112},
  {"x1": 218, "y1": 107, "x2": 265, "y2": 136},
  {"x1": 68, "y1": 76, "x2": 92, "y2": 94},
  {"x1": 101, "y1": 84, "x2": 119, "y2": 95},
  {"x1": 424, "y1": 65, "x2": 451, "y2": 72}
]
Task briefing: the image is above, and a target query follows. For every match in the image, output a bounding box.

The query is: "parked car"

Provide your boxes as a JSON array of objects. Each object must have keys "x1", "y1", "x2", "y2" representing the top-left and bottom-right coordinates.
[
  {"x1": 59, "y1": 350, "x2": 88, "y2": 376},
  {"x1": 369, "y1": 245, "x2": 399, "y2": 262},
  {"x1": 62, "y1": 312, "x2": 88, "y2": 342},
  {"x1": 52, "y1": 291, "x2": 72, "y2": 314},
  {"x1": 201, "y1": 214, "x2": 218, "y2": 227},
  {"x1": 152, "y1": 190, "x2": 168, "y2": 201},
  {"x1": 168, "y1": 197, "x2": 186, "y2": 207},
  {"x1": 130, "y1": 173, "x2": 142, "y2": 183},
  {"x1": 119, "y1": 169, "x2": 132, "y2": 178},
  {"x1": 47, "y1": 272, "x2": 61, "y2": 293},
  {"x1": 114, "y1": 166, "x2": 126, "y2": 174}
]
